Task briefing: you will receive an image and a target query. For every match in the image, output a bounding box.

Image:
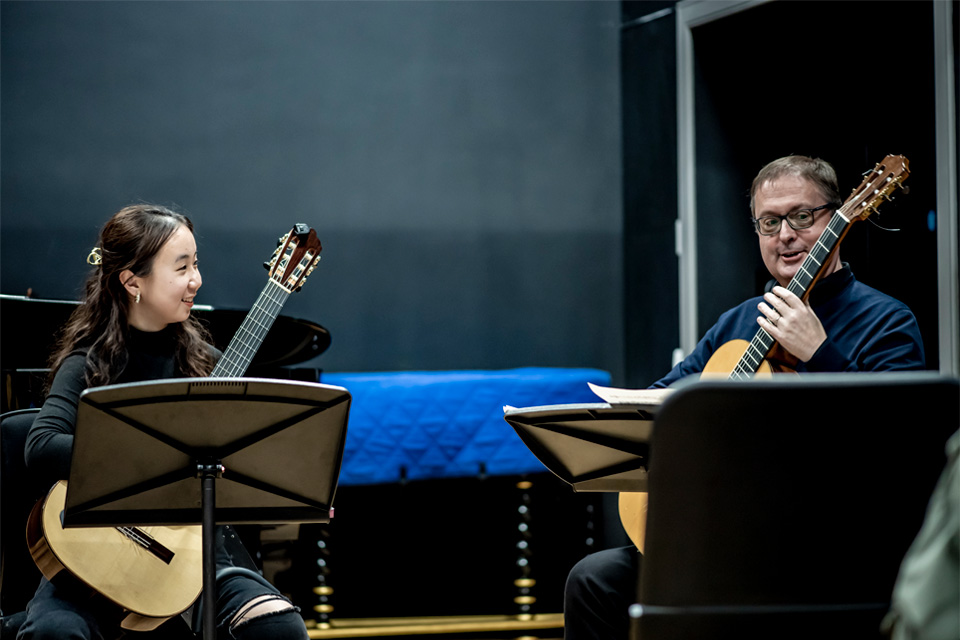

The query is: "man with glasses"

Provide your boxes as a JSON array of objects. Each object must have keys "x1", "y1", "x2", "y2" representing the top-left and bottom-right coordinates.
[
  {"x1": 643, "y1": 154, "x2": 926, "y2": 387},
  {"x1": 563, "y1": 155, "x2": 926, "y2": 640}
]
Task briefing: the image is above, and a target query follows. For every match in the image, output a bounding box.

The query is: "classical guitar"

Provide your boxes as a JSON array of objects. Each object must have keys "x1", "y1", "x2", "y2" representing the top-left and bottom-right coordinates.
[
  {"x1": 26, "y1": 224, "x2": 323, "y2": 631},
  {"x1": 619, "y1": 155, "x2": 911, "y2": 551}
]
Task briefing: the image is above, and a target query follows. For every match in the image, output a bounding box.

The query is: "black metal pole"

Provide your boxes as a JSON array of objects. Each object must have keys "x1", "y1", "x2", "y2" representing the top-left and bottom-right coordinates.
[{"x1": 201, "y1": 467, "x2": 218, "y2": 640}]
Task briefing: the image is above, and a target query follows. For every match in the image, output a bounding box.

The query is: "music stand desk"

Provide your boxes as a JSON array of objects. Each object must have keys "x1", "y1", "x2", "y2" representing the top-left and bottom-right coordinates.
[
  {"x1": 503, "y1": 402, "x2": 657, "y2": 492},
  {"x1": 65, "y1": 377, "x2": 352, "y2": 639}
]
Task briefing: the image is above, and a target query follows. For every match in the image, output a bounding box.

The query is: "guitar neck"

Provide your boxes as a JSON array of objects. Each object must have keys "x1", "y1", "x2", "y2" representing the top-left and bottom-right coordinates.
[
  {"x1": 210, "y1": 279, "x2": 290, "y2": 378},
  {"x1": 730, "y1": 210, "x2": 854, "y2": 378}
]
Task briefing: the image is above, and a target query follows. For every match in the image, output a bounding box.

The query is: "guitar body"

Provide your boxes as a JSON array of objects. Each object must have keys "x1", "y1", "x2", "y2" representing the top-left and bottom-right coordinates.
[
  {"x1": 26, "y1": 481, "x2": 202, "y2": 631},
  {"x1": 618, "y1": 492, "x2": 648, "y2": 552},
  {"x1": 701, "y1": 339, "x2": 794, "y2": 377}
]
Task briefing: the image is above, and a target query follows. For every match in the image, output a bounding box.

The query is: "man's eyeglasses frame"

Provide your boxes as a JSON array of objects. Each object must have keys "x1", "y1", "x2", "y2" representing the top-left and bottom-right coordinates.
[{"x1": 751, "y1": 202, "x2": 841, "y2": 236}]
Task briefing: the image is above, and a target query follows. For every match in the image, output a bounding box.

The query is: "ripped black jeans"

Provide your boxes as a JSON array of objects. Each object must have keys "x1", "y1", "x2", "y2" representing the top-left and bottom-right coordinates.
[{"x1": 200, "y1": 571, "x2": 309, "y2": 640}]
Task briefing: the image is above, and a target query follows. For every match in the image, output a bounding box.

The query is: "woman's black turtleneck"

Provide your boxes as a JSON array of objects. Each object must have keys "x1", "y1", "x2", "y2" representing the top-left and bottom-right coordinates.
[{"x1": 25, "y1": 325, "x2": 184, "y2": 490}]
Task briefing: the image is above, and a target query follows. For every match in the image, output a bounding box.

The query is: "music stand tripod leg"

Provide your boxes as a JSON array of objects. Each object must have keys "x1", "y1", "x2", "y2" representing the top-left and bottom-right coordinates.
[{"x1": 199, "y1": 463, "x2": 222, "y2": 640}]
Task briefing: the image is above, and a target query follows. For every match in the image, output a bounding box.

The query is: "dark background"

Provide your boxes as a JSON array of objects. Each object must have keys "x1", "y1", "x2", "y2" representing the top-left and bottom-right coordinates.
[
  {"x1": 2, "y1": 0, "x2": 952, "y2": 385},
  {"x1": 1, "y1": 0, "x2": 624, "y2": 379}
]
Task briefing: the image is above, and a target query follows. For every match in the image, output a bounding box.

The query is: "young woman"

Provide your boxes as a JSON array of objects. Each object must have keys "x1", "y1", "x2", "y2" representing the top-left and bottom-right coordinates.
[{"x1": 20, "y1": 205, "x2": 309, "y2": 640}]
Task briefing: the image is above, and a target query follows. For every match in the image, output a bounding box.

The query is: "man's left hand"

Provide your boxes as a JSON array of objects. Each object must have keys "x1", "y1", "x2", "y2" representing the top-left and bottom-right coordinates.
[{"x1": 757, "y1": 286, "x2": 827, "y2": 362}]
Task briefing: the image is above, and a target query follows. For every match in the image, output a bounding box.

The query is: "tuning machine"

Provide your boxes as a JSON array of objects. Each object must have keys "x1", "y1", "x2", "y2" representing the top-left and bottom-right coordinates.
[{"x1": 264, "y1": 235, "x2": 288, "y2": 270}]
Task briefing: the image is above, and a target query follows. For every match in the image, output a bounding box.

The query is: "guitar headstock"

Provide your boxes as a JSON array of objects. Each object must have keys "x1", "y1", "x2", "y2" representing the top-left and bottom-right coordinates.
[
  {"x1": 265, "y1": 224, "x2": 323, "y2": 293},
  {"x1": 840, "y1": 154, "x2": 910, "y2": 223}
]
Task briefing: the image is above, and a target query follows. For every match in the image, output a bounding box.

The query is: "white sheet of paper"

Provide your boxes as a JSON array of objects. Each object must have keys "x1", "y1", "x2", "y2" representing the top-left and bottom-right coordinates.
[{"x1": 587, "y1": 383, "x2": 672, "y2": 406}]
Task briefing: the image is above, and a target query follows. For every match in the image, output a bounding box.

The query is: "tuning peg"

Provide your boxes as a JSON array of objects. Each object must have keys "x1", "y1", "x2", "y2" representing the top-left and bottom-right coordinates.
[{"x1": 263, "y1": 261, "x2": 271, "y2": 270}]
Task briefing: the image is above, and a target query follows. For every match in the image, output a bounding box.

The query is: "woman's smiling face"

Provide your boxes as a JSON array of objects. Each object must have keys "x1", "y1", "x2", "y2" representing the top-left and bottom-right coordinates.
[{"x1": 126, "y1": 224, "x2": 202, "y2": 331}]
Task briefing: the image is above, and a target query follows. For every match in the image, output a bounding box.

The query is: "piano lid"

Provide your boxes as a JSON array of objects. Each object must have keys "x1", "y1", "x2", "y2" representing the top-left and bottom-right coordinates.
[{"x1": 0, "y1": 294, "x2": 331, "y2": 370}]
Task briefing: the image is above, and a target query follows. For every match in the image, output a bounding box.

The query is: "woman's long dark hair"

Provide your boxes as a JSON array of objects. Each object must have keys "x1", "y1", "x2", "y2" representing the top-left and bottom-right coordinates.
[{"x1": 47, "y1": 204, "x2": 215, "y2": 389}]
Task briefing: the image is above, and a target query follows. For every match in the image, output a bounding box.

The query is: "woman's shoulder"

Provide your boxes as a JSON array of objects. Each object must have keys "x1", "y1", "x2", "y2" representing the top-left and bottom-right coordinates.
[
  {"x1": 59, "y1": 349, "x2": 92, "y2": 371},
  {"x1": 47, "y1": 349, "x2": 94, "y2": 396}
]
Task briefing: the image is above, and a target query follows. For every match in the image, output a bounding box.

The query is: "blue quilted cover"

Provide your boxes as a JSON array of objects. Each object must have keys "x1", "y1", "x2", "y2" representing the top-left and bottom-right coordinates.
[{"x1": 320, "y1": 368, "x2": 611, "y2": 485}]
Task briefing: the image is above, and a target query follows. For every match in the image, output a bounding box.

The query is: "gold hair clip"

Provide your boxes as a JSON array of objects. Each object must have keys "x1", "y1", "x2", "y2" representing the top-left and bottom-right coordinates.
[{"x1": 86, "y1": 247, "x2": 102, "y2": 266}]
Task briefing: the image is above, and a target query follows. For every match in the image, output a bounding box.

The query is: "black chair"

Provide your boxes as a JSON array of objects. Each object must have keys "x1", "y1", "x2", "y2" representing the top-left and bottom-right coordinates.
[
  {"x1": 631, "y1": 373, "x2": 959, "y2": 640},
  {"x1": 1, "y1": 408, "x2": 44, "y2": 636}
]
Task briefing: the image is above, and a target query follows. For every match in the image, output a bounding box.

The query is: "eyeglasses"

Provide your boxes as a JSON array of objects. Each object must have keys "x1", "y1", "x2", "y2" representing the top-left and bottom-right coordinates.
[{"x1": 752, "y1": 203, "x2": 840, "y2": 236}]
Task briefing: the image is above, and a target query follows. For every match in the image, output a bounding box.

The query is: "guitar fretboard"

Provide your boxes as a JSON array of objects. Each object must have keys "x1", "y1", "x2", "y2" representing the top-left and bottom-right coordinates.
[
  {"x1": 211, "y1": 279, "x2": 290, "y2": 378},
  {"x1": 729, "y1": 210, "x2": 852, "y2": 380}
]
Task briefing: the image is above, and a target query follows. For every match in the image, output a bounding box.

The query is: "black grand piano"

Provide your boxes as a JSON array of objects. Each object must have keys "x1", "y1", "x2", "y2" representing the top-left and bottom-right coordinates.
[{"x1": 0, "y1": 294, "x2": 332, "y2": 412}]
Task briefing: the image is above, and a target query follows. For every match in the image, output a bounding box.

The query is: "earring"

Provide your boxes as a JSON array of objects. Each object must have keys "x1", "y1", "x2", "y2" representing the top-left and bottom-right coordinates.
[{"x1": 135, "y1": 292, "x2": 141, "y2": 304}]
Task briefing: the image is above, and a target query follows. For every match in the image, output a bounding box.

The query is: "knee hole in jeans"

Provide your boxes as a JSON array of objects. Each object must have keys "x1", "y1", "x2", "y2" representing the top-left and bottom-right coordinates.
[{"x1": 229, "y1": 595, "x2": 295, "y2": 631}]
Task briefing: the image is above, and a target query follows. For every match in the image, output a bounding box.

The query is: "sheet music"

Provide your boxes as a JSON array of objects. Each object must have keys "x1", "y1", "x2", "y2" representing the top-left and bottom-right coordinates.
[{"x1": 587, "y1": 383, "x2": 672, "y2": 406}]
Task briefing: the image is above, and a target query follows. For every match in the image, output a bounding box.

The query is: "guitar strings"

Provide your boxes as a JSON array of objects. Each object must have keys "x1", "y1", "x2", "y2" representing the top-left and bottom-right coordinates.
[
  {"x1": 730, "y1": 212, "x2": 846, "y2": 379},
  {"x1": 213, "y1": 280, "x2": 289, "y2": 378}
]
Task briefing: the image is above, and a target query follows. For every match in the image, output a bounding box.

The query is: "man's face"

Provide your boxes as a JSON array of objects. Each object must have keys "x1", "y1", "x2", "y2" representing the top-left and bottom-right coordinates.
[{"x1": 753, "y1": 175, "x2": 840, "y2": 287}]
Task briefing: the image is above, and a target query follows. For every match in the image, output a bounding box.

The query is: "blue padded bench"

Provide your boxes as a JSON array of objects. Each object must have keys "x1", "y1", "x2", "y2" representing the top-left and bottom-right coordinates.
[{"x1": 320, "y1": 367, "x2": 611, "y2": 486}]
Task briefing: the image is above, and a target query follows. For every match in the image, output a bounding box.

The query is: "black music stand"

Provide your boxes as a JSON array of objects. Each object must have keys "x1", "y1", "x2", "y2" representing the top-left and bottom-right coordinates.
[
  {"x1": 63, "y1": 377, "x2": 352, "y2": 639},
  {"x1": 503, "y1": 401, "x2": 659, "y2": 492}
]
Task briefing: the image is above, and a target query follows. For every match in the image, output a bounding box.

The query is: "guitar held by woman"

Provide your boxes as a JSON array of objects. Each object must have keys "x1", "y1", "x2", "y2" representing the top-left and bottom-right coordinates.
[{"x1": 21, "y1": 205, "x2": 319, "y2": 640}]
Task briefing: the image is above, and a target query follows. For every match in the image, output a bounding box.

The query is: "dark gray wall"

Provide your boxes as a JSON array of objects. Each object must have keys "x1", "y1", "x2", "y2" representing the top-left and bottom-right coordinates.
[
  {"x1": 1, "y1": 1, "x2": 623, "y2": 378},
  {"x1": 621, "y1": 1, "x2": 678, "y2": 388}
]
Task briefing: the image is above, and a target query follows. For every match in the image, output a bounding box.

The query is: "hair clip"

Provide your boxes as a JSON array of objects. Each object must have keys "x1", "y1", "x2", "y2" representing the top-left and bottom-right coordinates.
[{"x1": 86, "y1": 247, "x2": 102, "y2": 266}]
